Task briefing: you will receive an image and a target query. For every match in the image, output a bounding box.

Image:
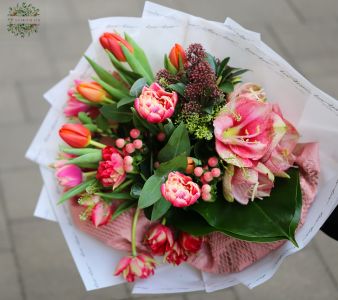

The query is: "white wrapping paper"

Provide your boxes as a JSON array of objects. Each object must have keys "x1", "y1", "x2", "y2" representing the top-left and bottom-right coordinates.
[{"x1": 26, "y1": 1, "x2": 338, "y2": 293}]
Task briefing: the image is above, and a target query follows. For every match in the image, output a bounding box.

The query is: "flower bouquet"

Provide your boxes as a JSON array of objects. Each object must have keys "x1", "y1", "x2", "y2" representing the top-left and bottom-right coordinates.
[{"x1": 27, "y1": 2, "x2": 338, "y2": 294}]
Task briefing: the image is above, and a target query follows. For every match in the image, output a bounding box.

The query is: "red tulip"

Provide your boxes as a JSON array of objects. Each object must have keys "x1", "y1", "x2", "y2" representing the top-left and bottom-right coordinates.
[
  {"x1": 59, "y1": 124, "x2": 91, "y2": 148},
  {"x1": 179, "y1": 232, "x2": 202, "y2": 253},
  {"x1": 76, "y1": 81, "x2": 109, "y2": 103},
  {"x1": 99, "y1": 32, "x2": 134, "y2": 62},
  {"x1": 169, "y1": 43, "x2": 187, "y2": 70},
  {"x1": 144, "y1": 224, "x2": 174, "y2": 255}
]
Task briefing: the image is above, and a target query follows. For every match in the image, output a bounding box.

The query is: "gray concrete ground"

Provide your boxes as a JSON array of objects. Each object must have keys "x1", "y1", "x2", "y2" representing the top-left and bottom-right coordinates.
[{"x1": 0, "y1": 0, "x2": 338, "y2": 299}]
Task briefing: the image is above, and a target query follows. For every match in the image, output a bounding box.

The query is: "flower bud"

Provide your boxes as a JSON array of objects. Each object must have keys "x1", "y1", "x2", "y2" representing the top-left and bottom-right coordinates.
[
  {"x1": 99, "y1": 32, "x2": 134, "y2": 62},
  {"x1": 76, "y1": 81, "x2": 109, "y2": 103},
  {"x1": 59, "y1": 124, "x2": 91, "y2": 148},
  {"x1": 169, "y1": 43, "x2": 187, "y2": 70}
]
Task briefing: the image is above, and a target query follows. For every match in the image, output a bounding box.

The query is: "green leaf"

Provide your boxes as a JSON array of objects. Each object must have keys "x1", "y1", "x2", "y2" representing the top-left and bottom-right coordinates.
[
  {"x1": 129, "y1": 78, "x2": 147, "y2": 97},
  {"x1": 85, "y1": 55, "x2": 129, "y2": 93},
  {"x1": 124, "y1": 33, "x2": 154, "y2": 81},
  {"x1": 67, "y1": 152, "x2": 102, "y2": 166},
  {"x1": 155, "y1": 155, "x2": 187, "y2": 176},
  {"x1": 205, "y1": 53, "x2": 217, "y2": 72},
  {"x1": 100, "y1": 104, "x2": 133, "y2": 123},
  {"x1": 112, "y1": 199, "x2": 137, "y2": 220},
  {"x1": 158, "y1": 122, "x2": 190, "y2": 162},
  {"x1": 94, "y1": 77, "x2": 129, "y2": 100},
  {"x1": 117, "y1": 96, "x2": 136, "y2": 109},
  {"x1": 121, "y1": 44, "x2": 153, "y2": 84},
  {"x1": 95, "y1": 192, "x2": 133, "y2": 200},
  {"x1": 60, "y1": 147, "x2": 100, "y2": 156},
  {"x1": 219, "y1": 81, "x2": 234, "y2": 93},
  {"x1": 230, "y1": 69, "x2": 249, "y2": 78},
  {"x1": 168, "y1": 83, "x2": 186, "y2": 96},
  {"x1": 138, "y1": 175, "x2": 163, "y2": 208},
  {"x1": 217, "y1": 57, "x2": 230, "y2": 76},
  {"x1": 78, "y1": 112, "x2": 93, "y2": 124},
  {"x1": 151, "y1": 197, "x2": 171, "y2": 221},
  {"x1": 164, "y1": 54, "x2": 177, "y2": 75},
  {"x1": 58, "y1": 178, "x2": 97, "y2": 204},
  {"x1": 191, "y1": 168, "x2": 302, "y2": 244},
  {"x1": 95, "y1": 115, "x2": 110, "y2": 132},
  {"x1": 164, "y1": 119, "x2": 175, "y2": 137}
]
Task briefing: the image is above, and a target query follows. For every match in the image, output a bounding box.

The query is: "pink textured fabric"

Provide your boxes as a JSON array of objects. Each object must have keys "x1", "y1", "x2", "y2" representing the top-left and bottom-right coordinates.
[{"x1": 69, "y1": 143, "x2": 320, "y2": 274}]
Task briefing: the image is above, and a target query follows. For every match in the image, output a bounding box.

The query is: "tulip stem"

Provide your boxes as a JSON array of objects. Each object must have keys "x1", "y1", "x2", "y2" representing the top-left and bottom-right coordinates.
[
  {"x1": 114, "y1": 179, "x2": 133, "y2": 193},
  {"x1": 89, "y1": 140, "x2": 106, "y2": 149},
  {"x1": 103, "y1": 97, "x2": 115, "y2": 104},
  {"x1": 131, "y1": 208, "x2": 141, "y2": 257},
  {"x1": 161, "y1": 217, "x2": 166, "y2": 225},
  {"x1": 158, "y1": 123, "x2": 165, "y2": 132},
  {"x1": 84, "y1": 171, "x2": 97, "y2": 179}
]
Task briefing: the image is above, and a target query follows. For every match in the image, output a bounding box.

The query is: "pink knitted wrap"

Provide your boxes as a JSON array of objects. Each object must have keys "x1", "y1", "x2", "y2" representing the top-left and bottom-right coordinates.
[{"x1": 69, "y1": 143, "x2": 319, "y2": 274}]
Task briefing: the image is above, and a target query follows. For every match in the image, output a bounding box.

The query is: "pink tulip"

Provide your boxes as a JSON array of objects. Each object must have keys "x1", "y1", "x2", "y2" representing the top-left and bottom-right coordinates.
[
  {"x1": 214, "y1": 98, "x2": 285, "y2": 168},
  {"x1": 55, "y1": 164, "x2": 83, "y2": 189},
  {"x1": 161, "y1": 172, "x2": 201, "y2": 208},
  {"x1": 114, "y1": 253, "x2": 156, "y2": 282},
  {"x1": 91, "y1": 201, "x2": 113, "y2": 227},
  {"x1": 144, "y1": 224, "x2": 174, "y2": 255},
  {"x1": 96, "y1": 153, "x2": 126, "y2": 189},
  {"x1": 222, "y1": 163, "x2": 274, "y2": 205},
  {"x1": 134, "y1": 83, "x2": 178, "y2": 123},
  {"x1": 64, "y1": 90, "x2": 91, "y2": 117}
]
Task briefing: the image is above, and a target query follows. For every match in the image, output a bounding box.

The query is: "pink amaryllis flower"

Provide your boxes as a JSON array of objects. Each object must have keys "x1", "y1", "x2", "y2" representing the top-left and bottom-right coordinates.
[
  {"x1": 227, "y1": 82, "x2": 267, "y2": 103},
  {"x1": 55, "y1": 164, "x2": 83, "y2": 189},
  {"x1": 262, "y1": 104, "x2": 300, "y2": 177},
  {"x1": 161, "y1": 171, "x2": 201, "y2": 208},
  {"x1": 96, "y1": 152, "x2": 126, "y2": 189},
  {"x1": 214, "y1": 97, "x2": 286, "y2": 168},
  {"x1": 114, "y1": 253, "x2": 156, "y2": 282},
  {"x1": 222, "y1": 163, "x2": 275, "y2": 205},
  {"x1": 144, "y1": 224, "x2": 174, "y2": 255},
  {"x1": 134, "y1": 83, "x2": 178, "y2": 123}
]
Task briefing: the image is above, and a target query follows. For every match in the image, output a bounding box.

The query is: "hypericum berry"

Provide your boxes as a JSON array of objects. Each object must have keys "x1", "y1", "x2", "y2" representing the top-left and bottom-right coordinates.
[
  {"x1": 125, "y1": 143, "x2": 135, "y2": 154},
  {"x1": 208, "y1": 156, "x2": 218, "y2": 167},
  {"x1": 130, "y1": 128, "x2": 140, "y2": 139},
  {"x1": 201, "y1": 192, "x2": 212, "y2": 201},
  {"x1": 133, "y1": 139, "x2": 143, "y2": 149},
  {"x1": 211, "y1": 168, "x2": 221, "y2": 178},
  {"x1": 201, "y1": 184, "x2": 211, "y2": 194},
  {"x1": 156, "y1": 132, "x2": 166, "y2": 142},
  {"x1": 193, "y1": 167, "x2": 203, "y2": 177},
  {"x1": 115, "y1": 138, "x2": 125, "y2": 148},
  {"x1": 203, "y1": 171, "x2": 213, "y2": 182}
]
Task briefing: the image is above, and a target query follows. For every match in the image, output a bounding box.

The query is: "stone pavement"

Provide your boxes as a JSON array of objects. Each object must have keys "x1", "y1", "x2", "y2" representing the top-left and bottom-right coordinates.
[{"x1": 0, "y1": 0, "x2": 338, "y2": 299}]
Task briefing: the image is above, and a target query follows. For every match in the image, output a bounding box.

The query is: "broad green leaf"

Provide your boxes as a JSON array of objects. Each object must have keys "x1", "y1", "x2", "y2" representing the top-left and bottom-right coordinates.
[
  {"x1": 219, "y1": 81, "x2": 234, "y2": 93},
  {"x1": 138, "y1": 175, "x2": 163, "y2": 208},
  {"x1": 158, "y1": 122, "x2": 190, "y2": 162},
  {"x1": 191, "y1": 168, "x2": 301, "y2": 244},
  {"x1": 151, "y1": 197, "x2": 171, "y2": 221},
  {"x1": 95, "y1": 192, "x2": 133, "y2": 200},
  {"x1": 130, "y1": 183, "x2": 143, "y2": 199},
  {"x1": 100, "y1": 104, "x2": 133, "y2": 123},
  {"x1": 94, "y1": 77, "x2": 128, "y2": 100},
  {"x1": 121, "y1": 44, "x2": 153, "y2": 84},
  {"x1": 67, "y1": 152, "x2": 102, "y2": 166},
  {"x1": 217, "y1": 57, "x2": 230, "y2": 76},
  {"x1": 117, "y1": 96, "x2": 136, "y2": 109},
  {"x1": 112, "y1": 199, "x2": 137, "y2": 220},
  {"x1": 58, "y1": 178, "x2": 97, "y2": 204},
  {"x1": 129, "y1": 78, "x2": 147, "y2": 97},
  {"x1": 95, "y1": 115, "x2": 110, "y2": 132},
  {"x1": 155, "y1": 155, "x2": 187, "y2": 176},
  {"x1": 85, "y1": 55, "x2": 129, "y2": 93},
  {"x1": 124, "y1": 33, "x2": 154, "y2": 81},
  {"x1": 60, "y1": 147, "x2": 100, "y2": 156},
  {"x1": 168, "y1": 83, "x2": 186, "y2": 96},
  {"x1": 205, "y1": 53, "x2": 217, "y2": 72}
]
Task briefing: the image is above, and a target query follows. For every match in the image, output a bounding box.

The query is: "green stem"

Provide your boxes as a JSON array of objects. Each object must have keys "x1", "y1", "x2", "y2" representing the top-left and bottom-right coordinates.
[
  {"x1": 131, "y1": 208, "x2": 141, "y2": 257},
  {"x1": 103, "y1": 97, "x2": 115, "y2": 104},
  {"x1": 83, "y1": 171, "x2": 97, "y2": 179},
  {"x1": 161, "y1": 217, "x2": 166, "y2": 225},
  {"x1": 114, "y1": 179, "x2": 133, "y2": 192},
  {"x1": 89, "y1": 140, "x2": 106, "y2": 149},
  {"x1": 158, "y1": 123, "x2": 165, "y2": 132}
]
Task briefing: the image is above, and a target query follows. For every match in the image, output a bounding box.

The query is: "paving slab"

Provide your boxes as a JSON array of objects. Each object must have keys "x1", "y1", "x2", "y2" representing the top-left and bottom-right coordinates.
[
  {"x1": 0, "y1": 84, "x2": 26, "y2": 124},
  {"x1": 0, "y1": 167, "x2": 42, "y2": 221},
  {"x1": 0, "y1": 251, "x2": 23, "y2": 300},
  {"x1": 233, "y1": 240, "x2": 338, "y2": 300}
]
